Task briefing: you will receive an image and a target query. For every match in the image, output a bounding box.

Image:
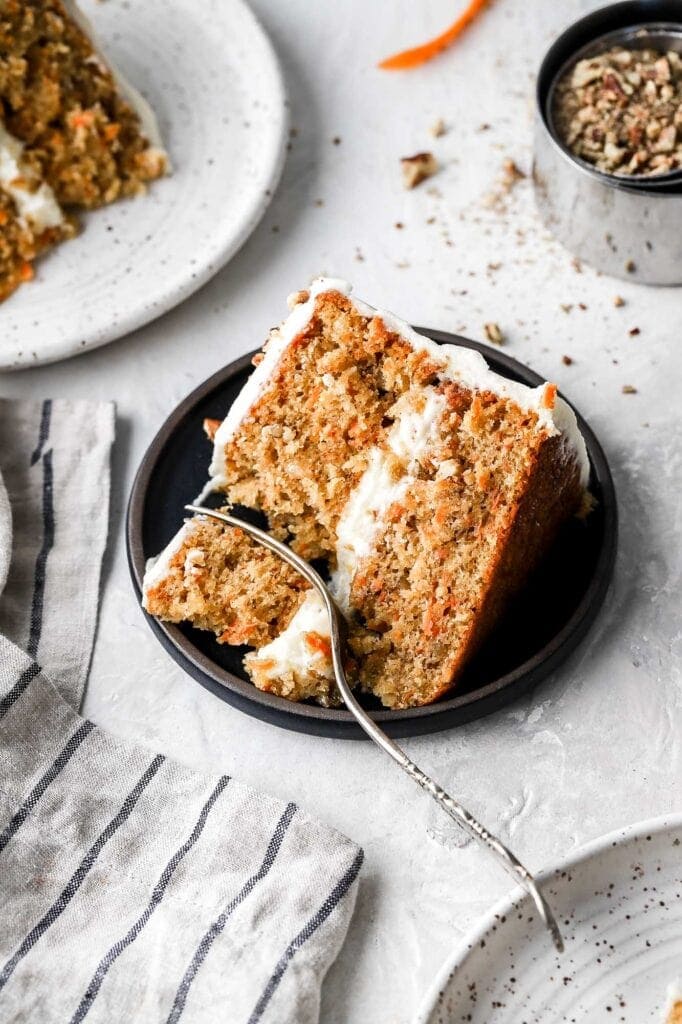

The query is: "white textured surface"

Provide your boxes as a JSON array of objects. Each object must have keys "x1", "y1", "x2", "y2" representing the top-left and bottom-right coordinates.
[
  {"x1": 1, "y1": 1, "x2": 681, "y2": 1022},
  {"x1": 0, "y1": 0, "x2": 286, "y2": 369}
]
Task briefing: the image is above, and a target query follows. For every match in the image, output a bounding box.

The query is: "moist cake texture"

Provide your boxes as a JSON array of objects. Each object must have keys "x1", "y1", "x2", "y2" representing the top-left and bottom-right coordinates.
[
  {"x1": 144, "y1": 279, "x2": 590, "y2": 709},
  {"x1": 0, "y1": 0, "x2": 167, "y2": 300}
]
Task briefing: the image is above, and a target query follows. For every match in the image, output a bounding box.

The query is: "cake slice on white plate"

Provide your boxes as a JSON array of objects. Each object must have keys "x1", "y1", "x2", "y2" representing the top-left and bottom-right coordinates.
[{"x1": 0, "y1": 0, "x2": 168, "y2": 301}]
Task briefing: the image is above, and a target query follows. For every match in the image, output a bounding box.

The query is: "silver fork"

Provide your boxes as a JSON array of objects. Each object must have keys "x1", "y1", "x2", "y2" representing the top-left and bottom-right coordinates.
[{"x1": 185, "y1": 503, "x2": 564, "y2": 952}]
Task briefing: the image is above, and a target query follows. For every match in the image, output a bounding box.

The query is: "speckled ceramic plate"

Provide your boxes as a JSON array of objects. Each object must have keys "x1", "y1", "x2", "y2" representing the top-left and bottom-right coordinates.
[
  {"x1": 0, "y1": 0, "x2": 287, "y2": 370},
  {"x1": 417, "y1": 813, "x2": 682, "y2": 1024}
]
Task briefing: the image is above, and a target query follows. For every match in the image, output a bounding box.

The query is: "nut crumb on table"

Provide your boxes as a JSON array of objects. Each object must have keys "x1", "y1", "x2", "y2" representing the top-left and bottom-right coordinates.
[{"x1": 401, "y1": 152, "x2": 439, "y2": 189}]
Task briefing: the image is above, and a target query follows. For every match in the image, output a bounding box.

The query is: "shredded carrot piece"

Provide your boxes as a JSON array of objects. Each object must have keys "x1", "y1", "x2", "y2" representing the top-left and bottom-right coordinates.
[
  {"x1": 541, "y1": 383, "x2": 557, "y2": 410},
  {"x1": 19, "y1": 261, "x2": 34, "y2": 282},
  {"x1": 103, "y1": 123, "x2": 120, "y2": 142},
  {"x1": 69, "y1": 109, "x2": 95, "y2": 129},
  {"x1": 305, "y1": 632, "x2": 332, "y2": 658},
  {"x1": 0, "y1": 210, "x2": 8, "y2": 226},
  {"x1": 379, "y1": 0, "x2": 490, "y2": 70}
]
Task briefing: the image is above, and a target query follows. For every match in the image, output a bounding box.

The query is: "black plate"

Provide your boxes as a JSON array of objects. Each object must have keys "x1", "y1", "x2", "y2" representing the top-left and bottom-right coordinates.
[{"x1": 126, "y1": 330, "x2": 617, "y2": 739}]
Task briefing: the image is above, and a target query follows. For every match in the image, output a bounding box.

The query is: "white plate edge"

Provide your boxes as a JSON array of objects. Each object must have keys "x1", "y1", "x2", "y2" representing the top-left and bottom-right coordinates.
[{"x1": 415, "y1": 810, "x2": 682, "y2": 1024}]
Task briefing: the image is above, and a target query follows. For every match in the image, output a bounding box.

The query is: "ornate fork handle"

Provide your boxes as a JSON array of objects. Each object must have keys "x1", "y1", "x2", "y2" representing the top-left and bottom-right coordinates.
[{"x1": 185, "y1": 505, "x2": 564, "y2": 952}]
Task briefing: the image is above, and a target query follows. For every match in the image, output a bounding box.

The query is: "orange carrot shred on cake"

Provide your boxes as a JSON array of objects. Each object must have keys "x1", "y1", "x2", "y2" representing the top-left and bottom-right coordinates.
[
  {"x1": 541, "y1": 383, "x2": 558, "y2": 410},
  {"x1": 305, "y1": 632, "x2": 332, "y2": 658},
  {"x1": 19, "y1": 261, "x2": 34, "y2": 282},
  {"x1": 378, "y1": 0, "x2": 490, "y2": 70}
]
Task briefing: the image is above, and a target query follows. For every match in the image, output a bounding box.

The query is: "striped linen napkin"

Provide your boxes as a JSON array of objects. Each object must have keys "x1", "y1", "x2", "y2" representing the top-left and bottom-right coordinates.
[{"x1": 0, "y1": 399, "x2": 362, "y2": 1024}]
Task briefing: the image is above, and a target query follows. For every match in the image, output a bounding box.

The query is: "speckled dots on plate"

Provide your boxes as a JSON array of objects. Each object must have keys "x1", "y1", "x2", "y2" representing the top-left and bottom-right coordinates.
[
  {"x1": 417, "y1": 814, "x2": 682, "y2": 1024},
  {"x1": 0, "y1": 0, "x2": 288, "y2": 370}
]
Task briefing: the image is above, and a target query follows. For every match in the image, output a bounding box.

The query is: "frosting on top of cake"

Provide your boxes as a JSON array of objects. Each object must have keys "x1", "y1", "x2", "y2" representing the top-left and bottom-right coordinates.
[{"x1": 209, "y1": 277, "x2": 590, "y2": 491}]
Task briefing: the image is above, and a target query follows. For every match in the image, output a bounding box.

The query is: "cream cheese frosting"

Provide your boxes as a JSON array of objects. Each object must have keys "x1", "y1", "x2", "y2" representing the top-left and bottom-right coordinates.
[{"x1": 0, "y1": 123, "x2": 65, "y2": 233}]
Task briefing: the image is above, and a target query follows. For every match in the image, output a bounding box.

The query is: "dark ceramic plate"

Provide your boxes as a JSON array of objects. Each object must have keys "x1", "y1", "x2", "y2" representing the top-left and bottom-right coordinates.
[{"x1": 126, "y1": 330, "x2": 617, "y2": 739}]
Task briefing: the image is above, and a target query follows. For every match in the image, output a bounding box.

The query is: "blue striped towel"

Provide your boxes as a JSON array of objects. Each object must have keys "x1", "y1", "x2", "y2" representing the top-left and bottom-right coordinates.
[{"x1": 0, "y1": 399, "x2": 362, "y2": 1024}]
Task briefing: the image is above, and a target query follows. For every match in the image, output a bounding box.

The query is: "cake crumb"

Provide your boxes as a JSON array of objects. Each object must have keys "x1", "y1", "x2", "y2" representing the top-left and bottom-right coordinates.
[
  {"x1": 562, "y1": 355, "x2": 574, "y2": 365},
  {"x1": 613, "y1": 294, "x2": 625, "y2": 307},
  {"x1": 625, "y1": 259, "x2": 636, "y2": 273},
  {"x1": 484, "y1": 322, "x2": 505, "y2": 345},
  {"x1": 203, "y1": 418, "x2": 221, "y2": 441},
  {"x1": 622, "y1": 384, "x2": 638, "y2": 394},
  {"x1": 430, "y1": 118, "x2": 446, "y2": 138},
  {"x1": 560, "y1": 303, "x2": 573, "y2": 314},
  {"x1": 332, "y1": 136, "x2": 342, "y2": 145},
  {"x1": 401, "y1": 152, "x2": 439, "y2": 189},
  {"x1": 572, "y1": 257, "x2": 583, "y2": 273},
  {"x1": 395, "y1": 221, "x2": 404, "y2": 229},
  {"x1": 629, "y1": 326, "x2": 641, "y2": 336}
]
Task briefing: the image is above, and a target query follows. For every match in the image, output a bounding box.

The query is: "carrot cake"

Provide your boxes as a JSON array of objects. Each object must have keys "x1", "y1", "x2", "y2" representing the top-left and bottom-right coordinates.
[
  {"x1": 0, "y1": 0, "x2": 168, "y2": 301},
  {"x1": 143, "y1": 279, "x2": 590, "y2": 709}
]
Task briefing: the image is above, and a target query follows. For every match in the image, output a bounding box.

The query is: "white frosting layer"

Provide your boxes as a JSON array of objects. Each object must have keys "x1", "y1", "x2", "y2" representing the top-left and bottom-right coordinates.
[
  {"x1": 245, "y1": 590, "x2": 334, "y2": 683},
  {"x1": 0, "y1": 123, "x2": 65, "y2": 233},
  {"x1": 209, "y1": 277, "x2": 589, "y2": 491}
]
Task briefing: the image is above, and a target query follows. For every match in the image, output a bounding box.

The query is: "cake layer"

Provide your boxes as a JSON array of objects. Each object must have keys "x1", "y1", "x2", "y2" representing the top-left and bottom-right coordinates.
[
  {"x1": 144, "y1": 280, "x2": 589, "y2": 709},
  {"x1": 143, "y1": 515, "x2": 308, "y2": 649}
]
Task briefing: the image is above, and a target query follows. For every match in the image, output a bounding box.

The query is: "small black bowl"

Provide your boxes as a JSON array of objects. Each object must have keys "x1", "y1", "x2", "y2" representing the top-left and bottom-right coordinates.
[{"x1": 126, "y1": 331, "x2": 617, "y2": 739}]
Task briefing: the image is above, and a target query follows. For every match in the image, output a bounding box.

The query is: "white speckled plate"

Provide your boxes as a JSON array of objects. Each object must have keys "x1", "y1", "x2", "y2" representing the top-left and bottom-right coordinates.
[
  {"x1": 417, "y1": 814, "x2": 682, "y2": 1024},
  {"x1": 0, "y1": 0, "x2": 287, "y2": 370}
]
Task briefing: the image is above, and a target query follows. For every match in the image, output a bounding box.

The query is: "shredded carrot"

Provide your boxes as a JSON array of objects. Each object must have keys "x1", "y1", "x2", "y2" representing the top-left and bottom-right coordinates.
[
  {"x1": 541, "y1": 383, "x2": 557, "y2": 410},
  {"x1": 379, "y1": 0, "x2": 490, "y2": 70},
  {"x1": 69, "y1": 109, "x2": 95, "y2": 129},
  {"x1": 0, "y1": 210, "x2": 8, "y2": 226},
  {"x1": 304, "y1": 632, "x2": 332, "y2": 659},
  {"x1": 19, "y1": 261, "x2": 34, "y2": 282},
  {"x1": 103, "y1": 122, "x2": 120, "y2": 142}
]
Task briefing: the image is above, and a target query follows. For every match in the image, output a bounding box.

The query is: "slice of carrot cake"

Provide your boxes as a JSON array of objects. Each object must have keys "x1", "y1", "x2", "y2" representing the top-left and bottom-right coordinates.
[
  {"x1": 0, "y1": 0, "x2": 168, "y2": 300},
  {"x1": 143, "y1": 279, "x2": 590, "y2": 709}
]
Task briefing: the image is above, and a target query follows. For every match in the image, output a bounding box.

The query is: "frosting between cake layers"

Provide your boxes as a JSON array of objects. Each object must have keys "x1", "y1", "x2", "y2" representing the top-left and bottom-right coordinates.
[
  {"x1": 208, "y1": 278, "x2": 590, "y2": 492},
  {"x1": 0, "y1": 123, "x2": 65, "y2": 233},
  {"x1": 245, "y1": 588, "x2": 335, "y2": 684}
]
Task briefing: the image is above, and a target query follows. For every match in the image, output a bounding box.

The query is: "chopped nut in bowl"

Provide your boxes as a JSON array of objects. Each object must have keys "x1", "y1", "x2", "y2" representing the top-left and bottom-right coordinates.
[
  {"x1": 534, "y1": 7, "x2": 682, "y2": 284},
  {"x1": 553, "y1": 41, "x2": 682, "y2": 179}
]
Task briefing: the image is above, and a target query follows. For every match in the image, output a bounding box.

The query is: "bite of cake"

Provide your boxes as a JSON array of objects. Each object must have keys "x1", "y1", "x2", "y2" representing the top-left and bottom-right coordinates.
[{"x1": 143, "y1": 279, "x2": 590, "y2": 710}]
